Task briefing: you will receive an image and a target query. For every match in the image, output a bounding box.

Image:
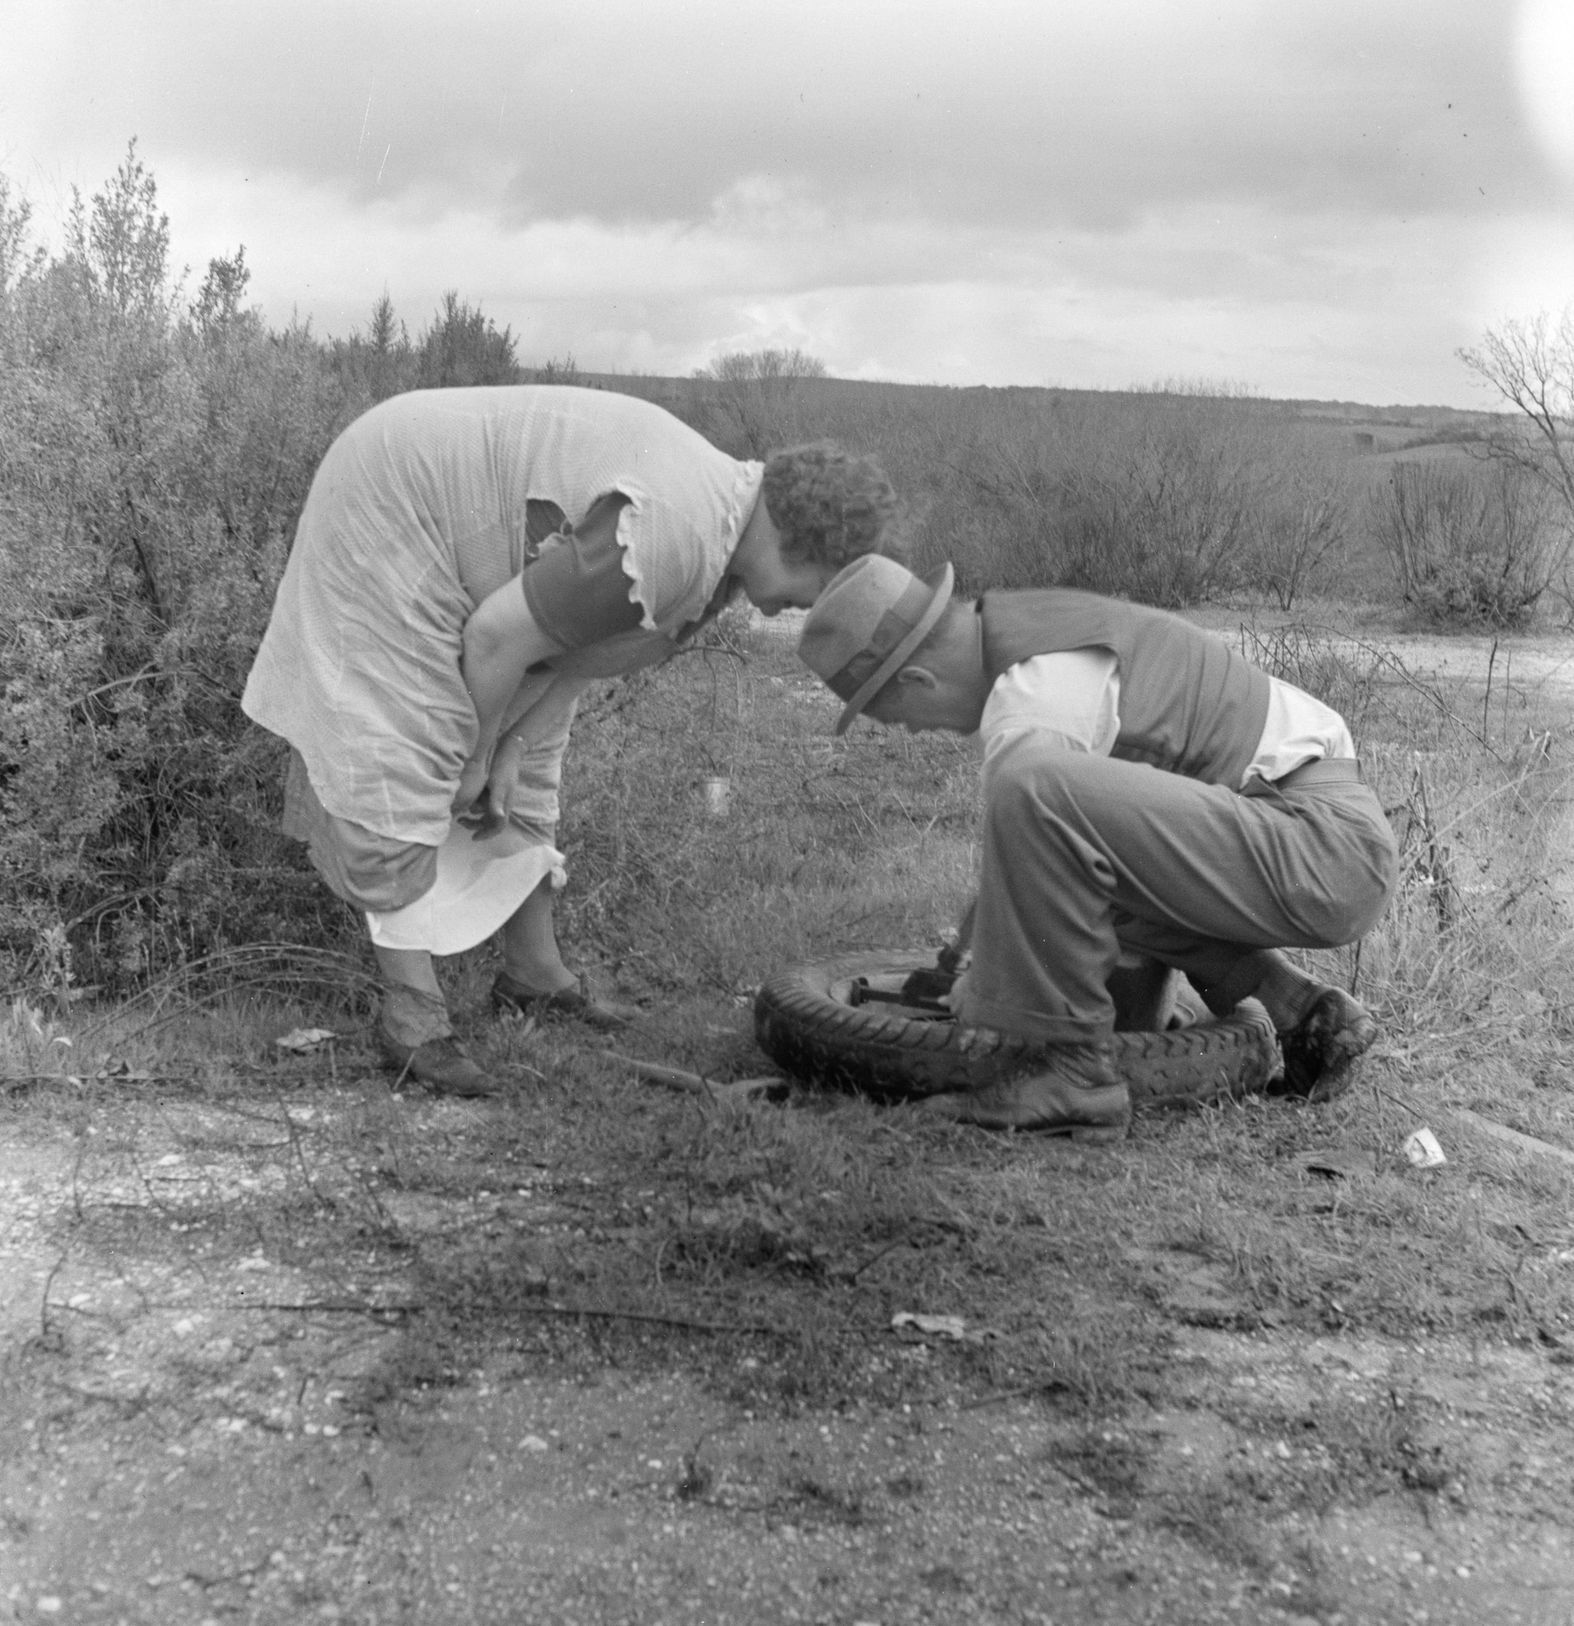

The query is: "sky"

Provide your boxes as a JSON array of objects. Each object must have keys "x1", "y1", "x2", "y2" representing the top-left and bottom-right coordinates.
[{"x1": 2, "y1": 0, "x2": 1572, "y2": 409}]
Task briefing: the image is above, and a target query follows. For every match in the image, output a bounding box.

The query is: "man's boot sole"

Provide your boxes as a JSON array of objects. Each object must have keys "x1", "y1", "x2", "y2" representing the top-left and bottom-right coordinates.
[{"x1": 1280, "y1": 989, "x2": 1378, "y2": 1101}]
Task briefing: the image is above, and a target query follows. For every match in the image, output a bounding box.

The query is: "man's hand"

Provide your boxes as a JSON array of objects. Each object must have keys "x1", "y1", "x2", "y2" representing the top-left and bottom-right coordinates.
[
  {"x1": 899, "y1": 963, "x2": 957, "y2": 1004},
  {"x1": 900, "y1": 900, "x2": 976, "y2": 1004}
]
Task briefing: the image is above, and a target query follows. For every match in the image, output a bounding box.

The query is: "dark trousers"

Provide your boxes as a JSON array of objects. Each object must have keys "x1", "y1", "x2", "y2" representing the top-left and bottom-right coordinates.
[{"x1": 959, "y1": 736, "x2": 1399, "y2": 1045}]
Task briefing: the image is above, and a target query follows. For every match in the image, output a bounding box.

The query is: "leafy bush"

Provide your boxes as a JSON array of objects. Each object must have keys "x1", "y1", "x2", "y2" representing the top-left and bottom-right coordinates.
[
  {"x1": 0, "y1": 146, "x2": 553, "y2": 996},
  {"x1": 327, "y1": 292, "x2": 416, "y2": 404},
  {"x1": 415, "y1": 290, "x2": 520, "y2": 388},
  {"x1": 0, "y1": 151, "x2": 341, "y2": 992}
]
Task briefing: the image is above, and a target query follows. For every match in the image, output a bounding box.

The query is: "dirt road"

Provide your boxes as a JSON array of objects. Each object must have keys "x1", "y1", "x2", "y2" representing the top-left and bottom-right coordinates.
[{"x1": 5, "y1": 1088, "x2": 1574, "y2": 1626}]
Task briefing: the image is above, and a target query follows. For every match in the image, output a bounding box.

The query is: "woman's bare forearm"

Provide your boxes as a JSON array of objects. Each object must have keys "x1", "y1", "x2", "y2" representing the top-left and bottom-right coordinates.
[{"x1": 461, "y1": 581, "x2": 565, "y2": 750}]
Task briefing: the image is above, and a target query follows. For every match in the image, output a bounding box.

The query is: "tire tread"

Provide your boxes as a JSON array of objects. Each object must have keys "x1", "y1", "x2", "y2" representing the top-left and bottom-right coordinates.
[{"x1": 754, "y1": 950, "x2": 1280, "y2": 1108}]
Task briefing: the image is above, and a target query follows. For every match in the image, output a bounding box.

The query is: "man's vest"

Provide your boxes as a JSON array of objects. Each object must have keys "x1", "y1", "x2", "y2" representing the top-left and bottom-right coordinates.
[{"x1": 978, "y1": 590, "x2": 1272, "y2": 788}]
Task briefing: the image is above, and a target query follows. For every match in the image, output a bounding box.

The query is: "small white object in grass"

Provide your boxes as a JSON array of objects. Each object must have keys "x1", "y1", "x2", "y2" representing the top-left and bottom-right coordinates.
[
  {"x1": 1403, "y1": 1127, "x2": 1447, "y2": 1168},
  {"x1": 892, "y1": 1312, "x2": 966, "y2": 1339},
  {"x1": 276, "y1": 1028, "x2": 338, "y2": 1053},
  {"x1": 702, "y1": 775, "x2": 731, "y2": 818}
]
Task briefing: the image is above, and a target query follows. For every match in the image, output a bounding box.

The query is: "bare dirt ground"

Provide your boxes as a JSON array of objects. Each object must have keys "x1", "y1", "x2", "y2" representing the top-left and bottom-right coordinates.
[{"x1": 6, "y1": 1074, "x2": 1574, "y2": 1626}]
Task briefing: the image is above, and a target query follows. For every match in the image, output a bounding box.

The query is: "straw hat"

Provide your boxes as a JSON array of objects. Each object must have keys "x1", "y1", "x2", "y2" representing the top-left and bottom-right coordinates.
[{"x1": 798, "y1": 556, "x2": 954, "y2": 734}]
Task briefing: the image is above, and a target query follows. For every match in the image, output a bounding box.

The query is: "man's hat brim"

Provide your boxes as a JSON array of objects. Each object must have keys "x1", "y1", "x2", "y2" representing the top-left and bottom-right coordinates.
[{"x1": 834, "y1": 562, "x2": 955, "y2": 734}]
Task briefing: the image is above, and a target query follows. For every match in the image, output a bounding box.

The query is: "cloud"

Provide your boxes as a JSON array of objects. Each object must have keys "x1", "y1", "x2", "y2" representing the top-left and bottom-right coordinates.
[
  {"x1": 6, "y1": 0, "x2": 1551, "y2": 230},
  {"x1": 0, "y1": 0, "x2": 1563, "y2": 405},
  {"x1": 1514, "y1": 0, "x2": 1574, "y2": 185}
]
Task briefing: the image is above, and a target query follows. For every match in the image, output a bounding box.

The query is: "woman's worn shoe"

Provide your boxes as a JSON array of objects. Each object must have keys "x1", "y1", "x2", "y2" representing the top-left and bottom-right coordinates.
[
  {"x1": 918, "y1": 1042, "x2": 1130, "y2": 1141},
  {"x1": 1277, "y1": 988, "x2": 1378, "y2": 1102},
  {"x1": 376, "y1": 1026, "x2": 500, "y2": 1098},
  {"x1": 491, "y1": 971, "x2": 638, "y2": 1032}
]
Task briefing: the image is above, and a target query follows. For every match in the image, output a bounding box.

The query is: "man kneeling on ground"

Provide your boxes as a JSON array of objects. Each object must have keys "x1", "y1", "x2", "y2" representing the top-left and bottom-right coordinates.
[{"x1": 797, "y1": 557, "x2": 1399, "y2": 1139}]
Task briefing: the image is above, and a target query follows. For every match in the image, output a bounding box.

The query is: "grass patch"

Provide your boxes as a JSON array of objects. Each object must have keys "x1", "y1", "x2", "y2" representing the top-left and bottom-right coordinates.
[{"x1": 5, "y1": 605, "x2": 1572, "y2": 1462}]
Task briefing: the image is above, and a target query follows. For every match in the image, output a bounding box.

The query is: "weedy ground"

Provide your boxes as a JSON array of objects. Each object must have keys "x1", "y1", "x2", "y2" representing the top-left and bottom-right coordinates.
[{"x1": 2, "y1": 602, "x2": 1573, "y2": 1624}]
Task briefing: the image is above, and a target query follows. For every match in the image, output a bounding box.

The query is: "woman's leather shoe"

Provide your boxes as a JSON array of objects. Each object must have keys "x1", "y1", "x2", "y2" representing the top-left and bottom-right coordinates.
[
  {"x1": 491, "y1": 972, "x2": 639, "y2": 1032},
  {"x1": 376, "y1": 1027, "x2": 500, "y2": 1098}
]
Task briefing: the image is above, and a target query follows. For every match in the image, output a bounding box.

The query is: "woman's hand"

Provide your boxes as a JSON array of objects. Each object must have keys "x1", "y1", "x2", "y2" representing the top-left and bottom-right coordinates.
[
  {"x1": 453, "y1": 749, "x2": 494, "y2": 818},
  {"x1": 456, "y1": 733, "x2": 529, "y2": 838}
]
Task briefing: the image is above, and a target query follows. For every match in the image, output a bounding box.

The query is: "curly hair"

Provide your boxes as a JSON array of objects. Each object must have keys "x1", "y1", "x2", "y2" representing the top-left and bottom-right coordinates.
[{"x1": 761, "y1": 443, "x2": 902, "y2": 570}]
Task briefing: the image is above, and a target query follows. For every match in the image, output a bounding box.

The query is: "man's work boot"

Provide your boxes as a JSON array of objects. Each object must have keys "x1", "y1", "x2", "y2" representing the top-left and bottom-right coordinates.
[
  {"x1": 1277, "y1": 987, "x2": 1378, "y2": 1102},
  {"x1": 491, "y1": 970, "x2": 639, "y2": 1032},
  {"x1": 1199, "y1": 952, "x2": 1379, "y2": 1104},
  {"x1": 919, "y1": 1041, "x2": 1130, "y2": 1142}
]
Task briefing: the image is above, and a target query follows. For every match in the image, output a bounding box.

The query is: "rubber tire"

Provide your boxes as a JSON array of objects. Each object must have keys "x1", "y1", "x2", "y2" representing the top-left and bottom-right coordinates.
[{"x1": 754, "y1": 949, "x2": 1282, "y2": 1109}]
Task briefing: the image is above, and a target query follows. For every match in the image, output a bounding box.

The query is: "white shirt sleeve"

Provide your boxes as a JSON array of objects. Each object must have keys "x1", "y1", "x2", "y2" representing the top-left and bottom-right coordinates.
[
  {"x1": 1245, "y1": 677, "x2": 1356, "y2": 786},
  {"x1": 978, "y1": 649, "x2": 1121, "y2": 764}
]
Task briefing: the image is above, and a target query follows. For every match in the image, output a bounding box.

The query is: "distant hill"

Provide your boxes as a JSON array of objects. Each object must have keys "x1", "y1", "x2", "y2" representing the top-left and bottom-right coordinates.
[{"x1": 580, "y1": 370, "x2": 1509, "y2": 458}]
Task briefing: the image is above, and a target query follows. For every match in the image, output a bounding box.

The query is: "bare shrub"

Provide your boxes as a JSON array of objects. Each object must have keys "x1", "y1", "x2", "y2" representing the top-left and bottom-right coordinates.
[
  {"x1": 1459, "y1": 314, "x2": 1574, "y2": 529},
  {"x1": 1238, "y1": 436, "x2": 1353, "y2": 610},
  {"x1": 941, "y1": 431, "x2": 1065, "y2": 592},
  {"x1": 942, "y1": 391, "x2": 1309, "y2": 606},
  {"x1": 1371, "y1": 459, "x2": 1563, "y2": 628},
  {"x1": 1458, "y1": 311, "x2": 1574, "y2": 621},
  {"x1": 1054, "y1": 395, "x2": 1272, "y2": 604},
  {"x1": 693, "y1": 347, "x2": 830, "y2": 458}
]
